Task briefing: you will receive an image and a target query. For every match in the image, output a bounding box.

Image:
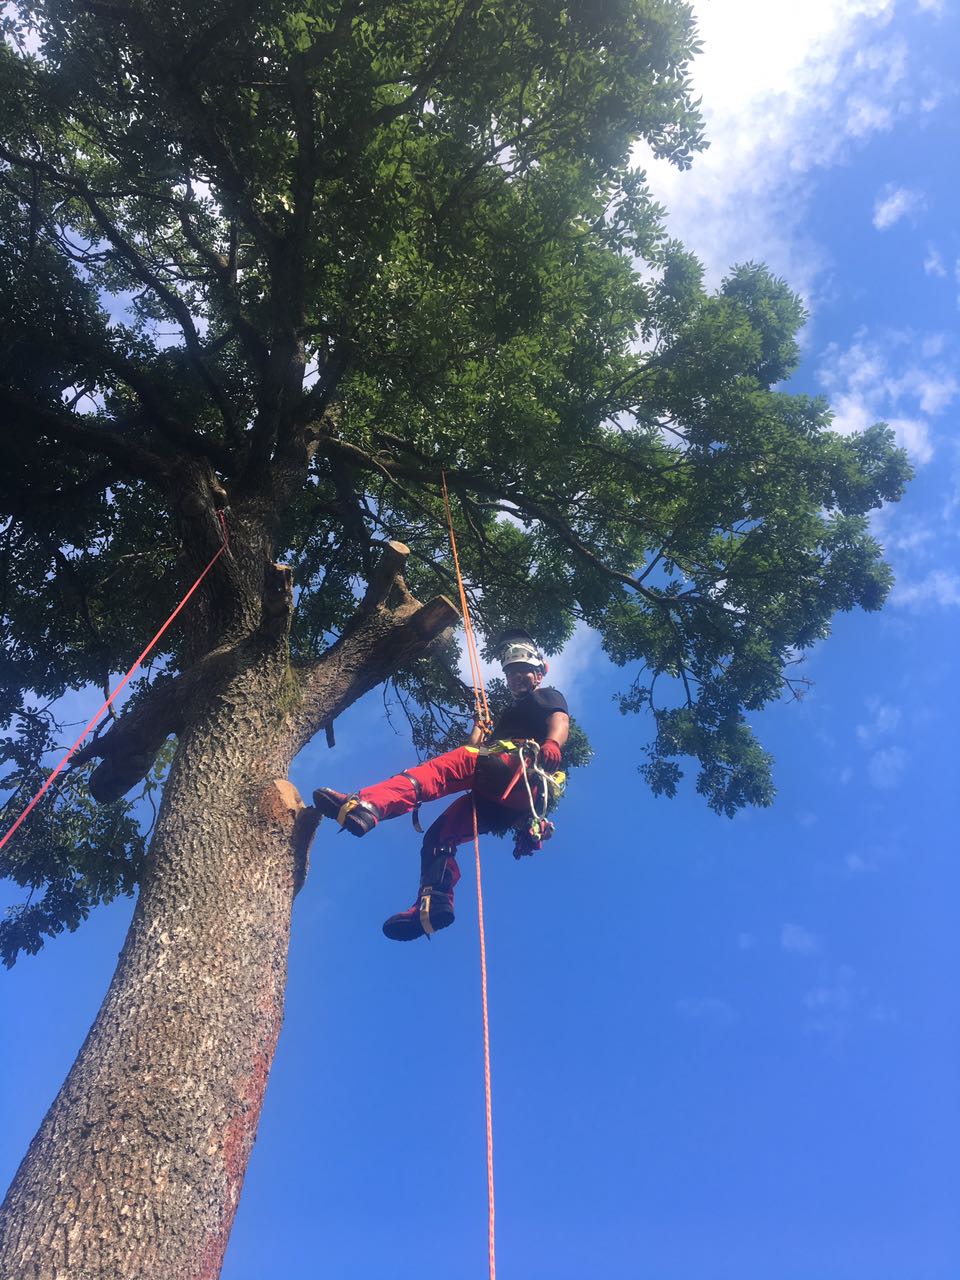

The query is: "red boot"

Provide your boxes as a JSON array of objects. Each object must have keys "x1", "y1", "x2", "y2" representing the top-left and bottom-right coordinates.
[{"x1": 382, "y1": 847, "x2": 462, "y2": 941}]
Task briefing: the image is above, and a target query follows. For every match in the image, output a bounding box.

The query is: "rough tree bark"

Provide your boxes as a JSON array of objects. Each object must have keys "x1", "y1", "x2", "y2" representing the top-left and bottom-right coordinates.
[{"x1": 0, "y1": 531, "x2": 457, "y2": 1280}]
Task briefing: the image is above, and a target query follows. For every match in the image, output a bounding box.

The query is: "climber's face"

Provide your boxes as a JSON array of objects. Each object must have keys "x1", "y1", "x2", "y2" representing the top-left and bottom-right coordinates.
[{"x1": 505, "y1": 664, "x2": 543, "y2": 699}]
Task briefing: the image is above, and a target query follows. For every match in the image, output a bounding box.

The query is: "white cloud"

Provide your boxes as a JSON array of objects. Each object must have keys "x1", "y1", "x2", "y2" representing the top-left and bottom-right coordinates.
[
  {"x1": 881, "y1": 517, "x2": 936, "y2": 553},
  {"x1": 943, "y1": 451, "x2": 960, "y2": 522},
  {"x1": 872, "y1": 183, "x2": 926, "y2": 230},
  {"x1": 634, "y1": 0, "x2": 941, "y2": 298},
  {"x1": 924, "y1": 244, "x2": 947, "y2": 277},
  {"x1": 856, "y1": 698, "x2": 901, "y2": 744},
  {"x1": 804, "y1": 980, "x2": 854, "y2": 1012},
  {"x1": 868, "y1": 1002, "x2": 900, "y2": 1023},
  {"x1": 891, "y1": 569, "x2": 960, "y2": 607},
  {"x1": 803, "y1": 964, "x2": 860, "y2": 1035},
  {"x1": 781, "y1": 923, "x2": 822, "y2": 955},
  {"x1": 816, "y1": 328, "x2": 958, "y2": 463},
  {"x1": 896, "y1": 369, "x2": 958, "y2": 414},
  {"x1": 843, "y1": 844, "x2": 896, "y2": 875},
  {"x1": 846, "y1": 95, "x2": 895, "y2": 137},
  {"x1": 886, "y1": 416, "x2": 935, "y2": 461},
  {"x1": 676, "y1": 997, "x2": 738, "y2": 1027},
  {"x1": 541, "y1": 621, "x2": 603, "y2": 698},
  {"x1": 868, "y1": 745, "x2": 907, "y2": 787}
]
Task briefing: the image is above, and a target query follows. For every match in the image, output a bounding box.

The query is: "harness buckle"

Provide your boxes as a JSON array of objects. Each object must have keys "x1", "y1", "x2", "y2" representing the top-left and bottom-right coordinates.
[{"x1": 419, "y1": 886, "x2": 434, "y2": 936}]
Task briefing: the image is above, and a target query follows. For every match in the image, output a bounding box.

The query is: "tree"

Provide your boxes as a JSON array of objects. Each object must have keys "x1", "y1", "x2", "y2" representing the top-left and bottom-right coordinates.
[{"x1": 0, "y1": 0, "x2": 909, "y2": 1275}]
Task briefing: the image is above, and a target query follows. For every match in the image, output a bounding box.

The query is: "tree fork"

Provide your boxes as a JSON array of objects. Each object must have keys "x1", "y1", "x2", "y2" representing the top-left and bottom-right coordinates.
[
  {"x1": 74, "y1": 562, "x2": 297, "y2": 805},
  {"x1": 290, "y1": 540, "x2": 459, "y2": 755}
]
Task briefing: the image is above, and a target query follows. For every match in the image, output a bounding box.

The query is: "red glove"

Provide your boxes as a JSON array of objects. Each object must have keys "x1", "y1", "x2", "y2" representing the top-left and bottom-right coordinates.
[{"x1": 539, "y1": 738, "x2": 562, "y2": 770}]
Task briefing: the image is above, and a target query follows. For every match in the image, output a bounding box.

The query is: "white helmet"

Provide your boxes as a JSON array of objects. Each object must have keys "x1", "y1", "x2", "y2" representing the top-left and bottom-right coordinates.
[{"x1": 497, "y1": 630, "x2": 548, "y2": 676}]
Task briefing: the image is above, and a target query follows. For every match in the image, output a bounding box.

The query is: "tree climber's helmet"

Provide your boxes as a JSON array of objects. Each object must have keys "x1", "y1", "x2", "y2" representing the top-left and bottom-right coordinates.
[{"x1": 496, "y1": 629, "x2": 548, "y2": 676}]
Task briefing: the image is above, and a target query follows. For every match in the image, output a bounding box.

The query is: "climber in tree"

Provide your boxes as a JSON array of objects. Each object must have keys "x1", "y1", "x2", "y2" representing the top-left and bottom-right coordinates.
[{"x1": 314, "y1": 630, "x2": 570, "y2": 941}]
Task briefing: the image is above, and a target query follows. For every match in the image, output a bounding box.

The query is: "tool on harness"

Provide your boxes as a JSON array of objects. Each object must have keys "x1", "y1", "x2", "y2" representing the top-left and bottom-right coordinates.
[
  {"x1": 509, "y1": 741, "x2": 561, "y2": 857},
  {"x1": 466, "y1": 738, "x2": 566, "y2": 808},
  {"x1": 466, "y1": 737, "x2": 565, "y2": 858}
]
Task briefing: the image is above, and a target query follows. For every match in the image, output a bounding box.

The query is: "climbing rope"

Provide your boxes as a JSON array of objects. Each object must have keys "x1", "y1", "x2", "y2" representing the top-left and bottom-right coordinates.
[
  {"x1": 440, "y1": 471, "x2": 496, "y2": 1280},
  {"x1": 440, "y1": 472, "x2": 493, "y2": 737},
  {"x1": 0, "y1": 512, "x2": 229, "y2": 855},
  {"x1": 471, "y1": 793, "x2": 496, "y2": 1280}
]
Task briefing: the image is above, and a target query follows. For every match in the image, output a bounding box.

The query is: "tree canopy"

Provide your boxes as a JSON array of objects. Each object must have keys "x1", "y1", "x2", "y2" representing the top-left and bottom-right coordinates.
[{"x1": 0, "y1": 0, "x2": 910, "y2": 965}]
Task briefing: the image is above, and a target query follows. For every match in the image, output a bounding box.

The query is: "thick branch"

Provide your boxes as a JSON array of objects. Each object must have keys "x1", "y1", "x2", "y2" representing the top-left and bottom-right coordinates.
[
  {"x1": 3, "y1": 392, "x2": 170, "y2": 481},
  {"x1": 73, "y1": 557, "x2": 292, "y2": 803},
  {"x1": 290, "y1": 541, "x2": 458, "y2": 753},
  {"x1": 72, "y1": 643, "x2": 241, "y2": 802}
]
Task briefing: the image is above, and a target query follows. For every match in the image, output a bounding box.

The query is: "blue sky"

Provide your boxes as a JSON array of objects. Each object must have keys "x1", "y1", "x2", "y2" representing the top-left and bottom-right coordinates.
[{"x1": 2, "y1": 2, "x2": 959, "y2": 1277}]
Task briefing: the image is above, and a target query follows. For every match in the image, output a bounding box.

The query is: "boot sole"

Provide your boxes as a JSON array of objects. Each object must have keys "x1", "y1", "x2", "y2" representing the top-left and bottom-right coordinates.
[
  {"x1": 312, "y1": 788, "x2": 346, "y2": 819},
  {"x1": 382, "y1": 908, "x2": 455, "y2": 942}
]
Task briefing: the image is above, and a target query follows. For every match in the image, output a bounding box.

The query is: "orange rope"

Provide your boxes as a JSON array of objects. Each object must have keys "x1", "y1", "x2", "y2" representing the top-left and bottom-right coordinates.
[
  {"x1": 472, "y1": 793, "x2": 496, "y2": 1280},
  {"x1": 0, "y1": 512, "x2": 229, "y2": 854},
  {"x1": 440, "y1": 471, "x2": 496, "y2": 1279},
  {"x1": 440, "y1": 472, "x2": 492, "y2": 734}
]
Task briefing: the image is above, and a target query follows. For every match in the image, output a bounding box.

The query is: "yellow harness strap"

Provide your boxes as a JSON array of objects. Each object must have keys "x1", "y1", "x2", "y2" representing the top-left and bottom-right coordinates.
[{"x1": 336, "y1": 796, "x2": 360, "y2": 828}]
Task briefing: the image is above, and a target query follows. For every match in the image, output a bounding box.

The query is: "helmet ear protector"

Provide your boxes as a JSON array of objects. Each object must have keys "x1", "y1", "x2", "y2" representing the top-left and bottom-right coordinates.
[{"x1": 496, "y1": 630, "x2": 548, "y2": 677}]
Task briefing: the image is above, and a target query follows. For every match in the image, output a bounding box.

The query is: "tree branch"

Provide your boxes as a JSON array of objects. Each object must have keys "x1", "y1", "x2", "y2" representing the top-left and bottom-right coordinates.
[
  {"x1": 1, "y1": 141, "x2": 242, "y2": 458},
  {"x1": 79, "y1": 0, "x2": 281, "y2": 253},
  {"x1": 81, "y1": 192, "x2": 239, "y2": 436},
  {"x1": 70, "y1": 642, "x2": 240, "y2": 802},
  {"x1": 2, "y1": 392, "x2": 171, "y2": 481},
  {"x1": 290, "y1": 541, "x2": 458, "y2": 754},
  {"x1": 323, "y1": 434, "x2": 672, "y2": 608},
  {"x1": 72, "y1": 559, "x2": 294, "y2": 803}
]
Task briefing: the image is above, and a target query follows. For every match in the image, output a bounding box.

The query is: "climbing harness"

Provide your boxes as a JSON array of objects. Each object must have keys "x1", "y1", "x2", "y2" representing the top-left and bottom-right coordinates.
[
  {"x1": 0, "y1": 513, "x2": 230, "y2": 855},
  {"x1": 465, "y1": 736, "x2": 566, "y2": 841}
]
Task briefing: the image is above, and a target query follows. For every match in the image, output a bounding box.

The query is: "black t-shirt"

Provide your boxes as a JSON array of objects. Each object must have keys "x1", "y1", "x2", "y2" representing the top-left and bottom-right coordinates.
[{"x1": 493, "y1": 687, "x2": 568, "y2": 743}]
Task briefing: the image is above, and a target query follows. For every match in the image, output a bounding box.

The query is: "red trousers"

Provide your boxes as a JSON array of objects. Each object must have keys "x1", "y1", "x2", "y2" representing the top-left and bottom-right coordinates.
[{"x1": 358, "y1": 745, "x2": 536, "y2": 855}]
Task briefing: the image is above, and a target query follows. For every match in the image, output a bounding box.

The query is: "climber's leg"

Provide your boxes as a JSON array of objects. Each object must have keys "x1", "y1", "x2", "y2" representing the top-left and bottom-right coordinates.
[
  {"x1": 313, "y1": 745, "x2": 479, "y2": 837},
  {"x1": 381, "y1": 794, "x2": 505, "y2": 941}
]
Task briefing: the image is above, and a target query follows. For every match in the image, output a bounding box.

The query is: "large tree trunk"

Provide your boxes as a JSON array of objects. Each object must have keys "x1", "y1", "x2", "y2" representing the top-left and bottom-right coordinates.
[
  {"x1": 0, "y1": 654, "x2": 307, "y2": 1280},
  {"x1": 0, "y1": 529, "x2": 456, "y2": 1279}
]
